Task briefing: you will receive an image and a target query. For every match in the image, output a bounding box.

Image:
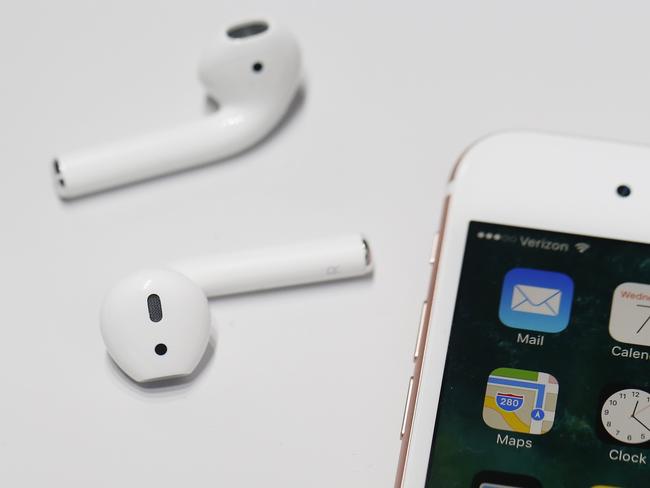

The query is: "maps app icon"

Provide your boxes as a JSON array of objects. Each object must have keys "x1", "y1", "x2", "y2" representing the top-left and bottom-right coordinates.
[{"x1": 483, "y1": 367, "x2": 558, "y2": 435}]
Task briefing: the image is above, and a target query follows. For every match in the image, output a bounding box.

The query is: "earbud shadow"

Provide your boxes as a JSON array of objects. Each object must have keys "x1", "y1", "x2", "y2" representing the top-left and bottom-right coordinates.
[
  {"x1": 107, "y1": 328, "x2": 218, "y2": 396},
  {"x1": 58, "y1": 85, "x2": 307, "y2": 204}
]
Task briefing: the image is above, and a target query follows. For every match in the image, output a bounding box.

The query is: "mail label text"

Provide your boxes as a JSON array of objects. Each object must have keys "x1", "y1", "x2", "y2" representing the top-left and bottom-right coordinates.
[{"x1": 517, "y1": 333, "x2": 545, "y2": 346}]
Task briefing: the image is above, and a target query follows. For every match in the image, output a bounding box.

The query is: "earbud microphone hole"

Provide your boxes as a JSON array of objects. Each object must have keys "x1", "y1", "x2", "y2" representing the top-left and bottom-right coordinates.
[
  {"x1": 252, "y1": 62, "x2": 263, "y2": 73},
  {"x1": 147, "y1": 294, "x2": 163, "y2": 322},
  {"x1": 155, "y1": 343, "x2": 168, "y2": 356}
]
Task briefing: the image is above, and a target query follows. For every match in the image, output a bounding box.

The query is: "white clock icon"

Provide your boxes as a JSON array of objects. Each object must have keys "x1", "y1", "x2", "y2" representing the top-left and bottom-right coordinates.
[{"x1": 601, "y1": 388, "x2": 650, "y2": 445}]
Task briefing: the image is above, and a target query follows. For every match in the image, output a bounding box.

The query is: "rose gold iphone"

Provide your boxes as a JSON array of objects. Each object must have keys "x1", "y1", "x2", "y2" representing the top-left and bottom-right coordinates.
[{"x1": 396, "y1": 132, "x2": 650, "y2": 488}]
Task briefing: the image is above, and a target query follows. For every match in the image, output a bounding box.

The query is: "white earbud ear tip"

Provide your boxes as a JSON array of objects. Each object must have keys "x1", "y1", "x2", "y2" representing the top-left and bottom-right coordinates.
[{"x1": 100, "y1": 269, "x2": 211, "y2": 383}]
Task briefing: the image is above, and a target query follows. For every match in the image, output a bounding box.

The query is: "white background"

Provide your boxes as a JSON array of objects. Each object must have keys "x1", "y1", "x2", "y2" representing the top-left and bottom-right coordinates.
[{"x1": 2, "y1": 1, "x2": 650, "y2": 486}]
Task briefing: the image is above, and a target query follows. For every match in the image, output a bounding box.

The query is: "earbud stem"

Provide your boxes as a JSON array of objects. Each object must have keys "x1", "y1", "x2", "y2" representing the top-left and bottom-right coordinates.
[
  {"x1": 54, "y1": 109, "x2": 268, "y2": 199},
  {"x1": 170, "y1": 234, "x2": 373, "y2": 297}
]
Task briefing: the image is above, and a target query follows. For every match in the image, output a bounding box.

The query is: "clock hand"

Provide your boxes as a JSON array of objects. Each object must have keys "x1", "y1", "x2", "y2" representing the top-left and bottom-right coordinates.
[
  {"x1": 630, "y1": 400, "x2": 650, "y2": 431},
  {"x1": 631, "y1": 415, "x2": 650, "y2": 432},
  {"x1": 636, "y1": 402, "x2": 650, "y2": 416},
  {"x1": 632, "y1": 400, "x2": 639, "y2": 418}
]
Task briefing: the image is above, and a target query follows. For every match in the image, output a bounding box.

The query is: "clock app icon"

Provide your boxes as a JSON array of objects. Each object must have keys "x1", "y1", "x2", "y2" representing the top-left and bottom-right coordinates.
[{"x1": 601, "y1": 388, "x2": 650, "y2": 445}]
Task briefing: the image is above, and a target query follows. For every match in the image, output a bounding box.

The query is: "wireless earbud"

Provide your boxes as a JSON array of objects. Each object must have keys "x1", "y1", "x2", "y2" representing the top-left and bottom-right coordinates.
[
  {"x1": 101, "y1": 269, "x2": 211, "y2": 383},
  {"x1": 53, "y1": 19, "x2": 301, "y2": 199},
  {"x1": 101, "y1": 234, "x2": 373, "y2": 383}
]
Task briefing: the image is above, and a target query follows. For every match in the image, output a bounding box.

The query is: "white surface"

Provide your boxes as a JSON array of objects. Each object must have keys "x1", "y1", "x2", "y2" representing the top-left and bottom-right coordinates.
[
  {"x1": 2, "y1": 1, "x2": 650, "y2": 486},
  {"x1": 402, "y1": 132, "x2": 650, "y2": 486}
]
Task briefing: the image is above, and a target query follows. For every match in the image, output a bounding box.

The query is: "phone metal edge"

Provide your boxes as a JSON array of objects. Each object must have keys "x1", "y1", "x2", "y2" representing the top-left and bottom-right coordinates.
[{"x1": 393, "y1": 143, "x2": 474, "y2": 487}]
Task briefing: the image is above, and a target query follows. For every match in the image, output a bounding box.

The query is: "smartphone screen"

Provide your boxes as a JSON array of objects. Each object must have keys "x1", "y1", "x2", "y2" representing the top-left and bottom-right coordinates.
[{"x1": 425, "y1": 221, "x2": 650, "y2": 487}]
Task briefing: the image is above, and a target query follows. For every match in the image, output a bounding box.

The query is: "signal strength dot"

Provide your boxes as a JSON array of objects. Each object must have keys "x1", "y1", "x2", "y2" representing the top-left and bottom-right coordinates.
[{"x1": 477, "y1": 232, "x2": 485, "y2": 239}]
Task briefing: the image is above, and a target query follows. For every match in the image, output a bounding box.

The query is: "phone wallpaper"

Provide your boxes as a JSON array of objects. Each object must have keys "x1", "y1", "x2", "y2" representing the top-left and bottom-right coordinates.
[{"x1": 425, "y1": 222, "x2": 650, "y2": 488}]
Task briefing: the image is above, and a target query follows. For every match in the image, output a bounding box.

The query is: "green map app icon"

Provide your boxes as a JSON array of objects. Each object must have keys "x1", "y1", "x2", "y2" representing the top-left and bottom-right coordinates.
[{"x1": 483, "y1": 367, "x2": 559, "y2": 435}]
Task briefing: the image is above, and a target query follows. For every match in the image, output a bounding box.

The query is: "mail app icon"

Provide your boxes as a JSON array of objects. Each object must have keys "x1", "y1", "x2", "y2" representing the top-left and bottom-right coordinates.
[
  {"x1": 511, "y1": 285, "x2": 561, "y2": 316},
  {"x1": 499, "y1": 268, "x2": 574, "y2": 333}
]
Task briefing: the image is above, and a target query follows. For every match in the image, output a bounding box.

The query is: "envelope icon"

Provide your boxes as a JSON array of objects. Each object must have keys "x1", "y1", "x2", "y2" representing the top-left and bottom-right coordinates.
[
  {"x1": 511, "y1": 284, "x2": 562, "y2": 316},
  {"x1": 500, "y1": 268, "x2": 573, "y2": 332}
]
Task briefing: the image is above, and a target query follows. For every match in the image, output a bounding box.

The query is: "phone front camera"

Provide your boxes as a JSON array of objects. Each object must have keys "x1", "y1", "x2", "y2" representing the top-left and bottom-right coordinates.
[{"x1": 616, "y1": 185, "x2": 632, "y2": 197}]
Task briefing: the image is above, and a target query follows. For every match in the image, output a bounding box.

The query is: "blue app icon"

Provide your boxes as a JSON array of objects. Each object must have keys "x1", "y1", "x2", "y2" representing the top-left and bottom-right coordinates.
[{"x1": 499, "y1": 268, "x2": 574, "y2": 333}]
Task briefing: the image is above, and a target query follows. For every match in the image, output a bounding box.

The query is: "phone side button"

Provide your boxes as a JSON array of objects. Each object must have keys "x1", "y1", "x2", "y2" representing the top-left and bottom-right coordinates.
[
  {"x1": 400, "y1": 376, "x2": 415, "y2": 439},
  {"x1": 414, "y1": 301, "x2": 428, "y2": 361},
  {"x1": 429, "y1": 232, "x2": 440, "y2": 264}
]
